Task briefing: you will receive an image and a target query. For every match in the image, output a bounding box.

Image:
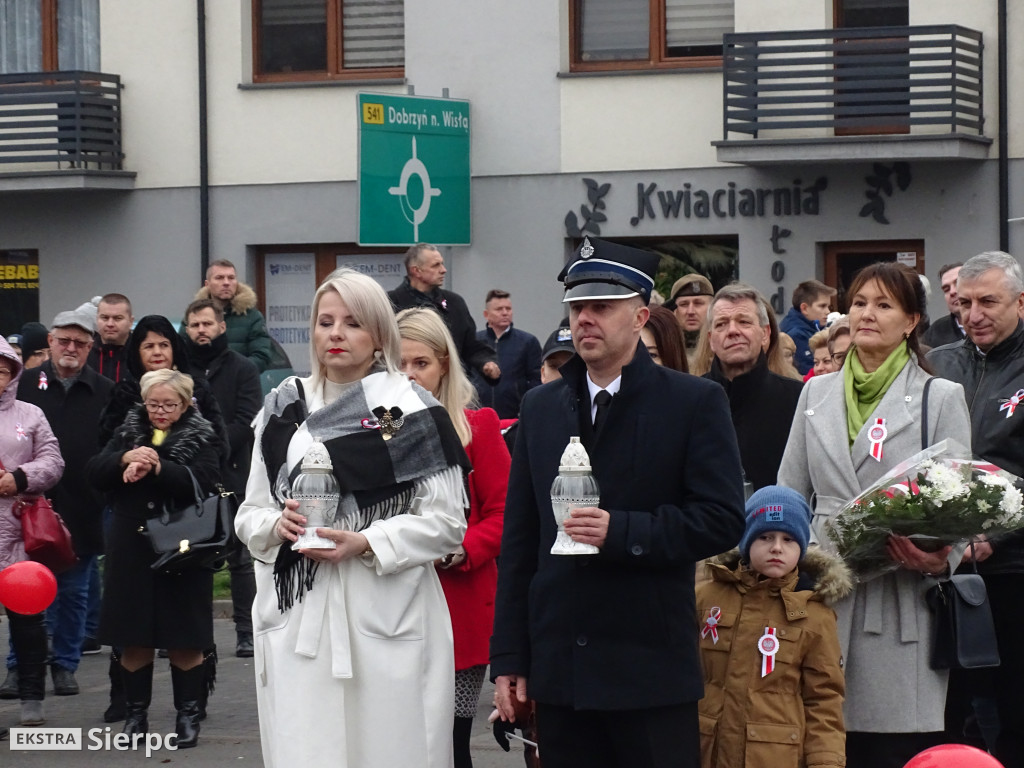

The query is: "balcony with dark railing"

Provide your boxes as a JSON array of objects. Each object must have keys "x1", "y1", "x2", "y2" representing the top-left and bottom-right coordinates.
[
  {"x1": 713, "y1": 26, "x2": 992, "y2": 165},
  {"x1": 0, "y1": 71, "x2": 135, "y2": 191}
]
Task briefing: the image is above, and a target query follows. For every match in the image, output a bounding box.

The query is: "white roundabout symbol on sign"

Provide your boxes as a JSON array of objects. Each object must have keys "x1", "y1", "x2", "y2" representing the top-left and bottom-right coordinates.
[{"x1": 388, "y1": 137, "x2": 442, "y2": 241}]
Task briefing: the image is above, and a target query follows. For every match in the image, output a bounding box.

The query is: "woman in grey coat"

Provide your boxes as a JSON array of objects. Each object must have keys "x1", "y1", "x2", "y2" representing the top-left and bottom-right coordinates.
[{"x1": 778, "y1": 262, "x2": 972, "y2": 768}]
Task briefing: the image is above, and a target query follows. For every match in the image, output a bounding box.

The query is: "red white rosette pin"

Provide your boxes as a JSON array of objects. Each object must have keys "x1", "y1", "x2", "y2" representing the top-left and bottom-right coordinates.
[
  {"x1": 701, "y1": 607, "x2": 721, "y2": 644},
  {"x1": 868, "y1": 418, "x2": 887, "y2": 462},
  {"x1": 758, "y1": 627, "x2": 778, "y2": 677}
]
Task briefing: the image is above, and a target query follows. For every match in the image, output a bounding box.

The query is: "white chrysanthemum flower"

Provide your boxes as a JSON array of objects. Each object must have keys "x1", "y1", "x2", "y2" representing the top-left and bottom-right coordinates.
[
  {"x1": 977, "y1": 499, "x2": 991, "y2": 513},
  {"x1": 999, "y1": 485, "x2": 1023, "y2": 518},
  {"x1": 925, "y1": 463, "x2": 971, "y2": 501}
]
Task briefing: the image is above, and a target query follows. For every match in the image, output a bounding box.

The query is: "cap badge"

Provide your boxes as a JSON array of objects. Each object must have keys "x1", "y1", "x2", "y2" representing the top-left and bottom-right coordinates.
[
  {"x1": 557, "y1": 328, "x2": 572, "y2": 342},
  {"x1": 579, "y1": 237, "x2": 595, "y2": 260}
]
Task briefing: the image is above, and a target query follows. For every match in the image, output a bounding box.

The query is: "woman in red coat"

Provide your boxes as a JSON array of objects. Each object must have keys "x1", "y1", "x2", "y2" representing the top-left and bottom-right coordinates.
[{"x1": 397, "y1": 308, "x2": 509, "y2": 768}]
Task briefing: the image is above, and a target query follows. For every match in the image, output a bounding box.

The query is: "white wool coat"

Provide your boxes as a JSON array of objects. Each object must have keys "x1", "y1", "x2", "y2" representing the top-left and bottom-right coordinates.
[{"x1": 236, "y1": 376, "x2": 466, "y2": 768}]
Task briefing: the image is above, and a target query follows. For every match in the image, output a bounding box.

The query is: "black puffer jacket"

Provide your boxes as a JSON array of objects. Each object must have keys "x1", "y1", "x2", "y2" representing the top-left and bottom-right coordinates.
[{"x1": 928, "y1": 321, "x2": 1024, "y2": 574}]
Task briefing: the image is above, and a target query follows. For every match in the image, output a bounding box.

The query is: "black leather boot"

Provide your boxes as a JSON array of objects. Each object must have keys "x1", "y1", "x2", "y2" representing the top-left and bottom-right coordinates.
[
  {"x1": 197, "y1": 646, "x2": 216, "y2": 721},
  {"x1": 104, "y1": 651, "x2": 125, "y2": 723},
  {"x1": 171, "y1": 664, "x2": 204, "y2": 749},
  {"x1": 120, "y1": 663, "x2": 153, "y2": 736}
]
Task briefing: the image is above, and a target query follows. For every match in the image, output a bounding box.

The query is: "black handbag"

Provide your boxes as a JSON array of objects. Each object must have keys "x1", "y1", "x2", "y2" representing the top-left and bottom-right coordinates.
[
  {"x1": 144, "y1": 469, "x2": 237, "y2": 573},
  {"x1": 926, "y1": 547, "x2": 1001, "y2": 670}
]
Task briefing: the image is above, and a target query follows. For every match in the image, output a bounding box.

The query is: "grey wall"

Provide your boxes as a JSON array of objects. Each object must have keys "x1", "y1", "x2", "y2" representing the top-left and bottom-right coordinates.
[{"x1": 0, "y1": 157, "x2": 1014, "y2": 342}]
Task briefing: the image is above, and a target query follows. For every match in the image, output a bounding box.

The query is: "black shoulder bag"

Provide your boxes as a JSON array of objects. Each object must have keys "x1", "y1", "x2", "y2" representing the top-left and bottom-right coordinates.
[
  {"x1": 921, "y1": 377, "x2": 1001, "y2": 670},
  {"x1": 144, "y1": 468, "x2": 238, "y2": 574}
]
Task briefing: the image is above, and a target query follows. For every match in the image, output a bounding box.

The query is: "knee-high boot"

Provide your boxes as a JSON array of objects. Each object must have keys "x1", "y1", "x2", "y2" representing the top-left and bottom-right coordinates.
[
  {"x1": 121, "y1": 663, "x2": 153, "y2": 736},
  {"x1": 104, "y1": 650, "x2": 125, "y2": 723},
  {"x1": 197, "y1": 646, "x2": 216, "y2": 721},
  {"x1": 171, "y1": 664, "x2": 205, "y2": 749}
]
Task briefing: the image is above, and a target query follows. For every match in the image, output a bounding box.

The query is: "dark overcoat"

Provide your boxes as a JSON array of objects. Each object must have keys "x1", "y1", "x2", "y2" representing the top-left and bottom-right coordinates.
[
  {"x1": 87, "y1": 405, "x2": 221, "y2": 648},
  {"x1": 490, "y1": 345, "x2": 746, "y2": 710}
]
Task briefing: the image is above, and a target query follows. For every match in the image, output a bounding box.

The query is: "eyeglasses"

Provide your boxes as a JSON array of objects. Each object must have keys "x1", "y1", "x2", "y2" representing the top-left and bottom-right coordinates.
[
  {"x1": 144, "y1": 401, "x2": 182, "y2": 414},
  {"x1": 53, "y1": 336, "x2": 91, "y2": 349},
  {"x1": 831, "y1": 351, "x2": 848, "y2": 366}
]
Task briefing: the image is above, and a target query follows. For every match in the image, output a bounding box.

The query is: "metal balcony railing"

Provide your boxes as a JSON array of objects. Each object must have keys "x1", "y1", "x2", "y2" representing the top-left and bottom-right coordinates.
[
  {"x1": 722, "y1": 25, "x2": 984, "y2": 139},
  {"x1": 0, "y1": 71, "x2": 124, "y2": 170}
]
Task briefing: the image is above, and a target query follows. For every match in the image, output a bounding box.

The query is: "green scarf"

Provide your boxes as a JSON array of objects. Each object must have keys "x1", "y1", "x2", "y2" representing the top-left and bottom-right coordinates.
[{"x1": 844, "y1": 341, "x2": 910, "y2": 444}]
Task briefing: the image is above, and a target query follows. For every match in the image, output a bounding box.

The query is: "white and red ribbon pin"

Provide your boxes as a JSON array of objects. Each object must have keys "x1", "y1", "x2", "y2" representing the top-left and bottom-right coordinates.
[
  {"x1": 15, "y1": 423, "x2": 26, "y2": 441},
  {"x1": 868, "y1": 418, "x2": 887, "y2": 462},
  {"x1": 38, "y1": 371, "x2": 47, "y2": 391},
  {"x1": 701, "y1": 607, "x2": 721, "y2": 644},
  {"x1": 1000, "y1": 389, "x2": 1024, "y2": 419},
  {"x1": 758, "y1": 627, "x2": 779, "y2": 677}
]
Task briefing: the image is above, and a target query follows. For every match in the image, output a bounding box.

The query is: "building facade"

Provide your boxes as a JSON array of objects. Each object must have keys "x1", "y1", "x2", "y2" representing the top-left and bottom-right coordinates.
[{"x1": 0, "y1": 0, "x2": 1019, "y2": 360}]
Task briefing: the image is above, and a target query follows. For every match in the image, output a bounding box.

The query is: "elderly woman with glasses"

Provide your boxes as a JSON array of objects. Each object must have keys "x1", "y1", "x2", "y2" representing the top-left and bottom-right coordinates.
[{"x1": 87, "y1": 369, "x2": 223, "y2": 749}]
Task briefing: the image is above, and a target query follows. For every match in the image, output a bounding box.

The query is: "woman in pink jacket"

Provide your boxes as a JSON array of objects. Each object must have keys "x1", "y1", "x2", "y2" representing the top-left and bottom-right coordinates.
[{"x1": 0, "y1": 336, "x2": 64, "y2": 730}]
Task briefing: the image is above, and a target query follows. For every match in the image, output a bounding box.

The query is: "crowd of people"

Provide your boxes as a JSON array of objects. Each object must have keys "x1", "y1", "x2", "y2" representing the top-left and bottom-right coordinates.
[{"x1": 1, "y1": 242, "x2": 1023, "y2": 768}]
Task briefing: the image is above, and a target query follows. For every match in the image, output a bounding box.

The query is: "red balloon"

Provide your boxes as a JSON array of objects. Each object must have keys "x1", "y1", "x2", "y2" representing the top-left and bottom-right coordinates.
[
  {"x1": 904, "y1": 745, "x2": 1003, "y2": 768},
  {"x1": 0, "y1": 561, "x2": 58, "y2": 615}
]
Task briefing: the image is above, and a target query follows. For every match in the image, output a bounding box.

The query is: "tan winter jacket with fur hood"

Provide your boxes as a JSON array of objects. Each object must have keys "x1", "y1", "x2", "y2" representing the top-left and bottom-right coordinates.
[{"x1": 695, "y1": 547, "x2": 852, "y2": 768}]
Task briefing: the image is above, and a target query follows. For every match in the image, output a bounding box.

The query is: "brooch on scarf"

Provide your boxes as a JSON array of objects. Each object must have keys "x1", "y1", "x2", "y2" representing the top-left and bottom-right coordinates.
[
  {"x1": 362, "y1": 406, "x2": 405, "y2": 440},
  {"x1": 999, "y1": 389, "x2": 1024, "y2": 419},
  {"x1": 38, "y1": 371, "x2": 48, "y2": 390},
  {"x1": 15, "y1": 423, "x2": 26, "y2": 441}
]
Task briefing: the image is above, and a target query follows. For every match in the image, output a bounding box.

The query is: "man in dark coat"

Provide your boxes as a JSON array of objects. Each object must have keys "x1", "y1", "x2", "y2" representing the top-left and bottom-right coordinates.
[
  {"x1": 183, "y1": 299, "x2": 262, "y2": 657},
  {"x1": 16, "y1": 303, "x2": 113, "y2": 696},
  {"x1": 703, "y1": 282, "x2": 804, "y2": 491},
  {"x1": 922, "y1": 262, "x2": 966, "y2": 349},
  {"x1": 928, "y1": 251, "x2": 1024, "y2": 766},
  {"x1": 186, "y1": 259, "x2": 272, "y2": 372},
  {"x1": 474, "y1": 289, "x2": 541, "y2": 418},
  {"x1": 387, "y1": 243, "x2": 499, "y2": 382},
  {"x1": 87, "y1": 293, "x2": 134, "y2": 383},
  {"x1": 490, "y1": 237, "x2": 746, "y2": 768}
]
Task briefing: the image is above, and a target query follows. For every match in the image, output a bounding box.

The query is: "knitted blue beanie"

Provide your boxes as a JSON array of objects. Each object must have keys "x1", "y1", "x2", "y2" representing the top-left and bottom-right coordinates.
[{"x1": 739, "y1": 485, "x2": 812, "y2": 561}]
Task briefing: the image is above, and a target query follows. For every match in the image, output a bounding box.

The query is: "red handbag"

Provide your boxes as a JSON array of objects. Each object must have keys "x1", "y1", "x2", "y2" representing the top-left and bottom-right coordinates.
[
  {"x1": 0, "y1": 457, "x2": 77, "y2": 574},
  {"x1": 13, "y1": 496, "x2": 78, "y2": 574}
]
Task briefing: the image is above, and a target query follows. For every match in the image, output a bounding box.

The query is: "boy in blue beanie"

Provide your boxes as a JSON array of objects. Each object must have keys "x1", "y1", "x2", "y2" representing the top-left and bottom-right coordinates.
[{"x1": 695, "y1": 486, "x2": 851, "y2": 768}]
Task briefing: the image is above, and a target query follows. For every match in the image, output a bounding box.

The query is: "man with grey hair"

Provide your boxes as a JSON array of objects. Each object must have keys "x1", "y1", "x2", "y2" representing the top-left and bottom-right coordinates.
[
  {"x1": 703, "y1": 282, "x2": 804, "y2": 491},
  {"x1": 928, "y1": 250, "x2": 1024, "y2": 765},
  {"x1": 387, "y1": 243, "x2": 499, "y2": 381},
  {"x1": 9, "y1": 302, "x2": 114, "y2": 700}
]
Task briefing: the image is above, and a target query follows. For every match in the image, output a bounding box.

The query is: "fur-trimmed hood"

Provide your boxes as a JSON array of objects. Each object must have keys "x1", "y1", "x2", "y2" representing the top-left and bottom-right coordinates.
[
  {"x1": 193, "y1": 281, "x2": 258, "y2": 316},
  {"x1": 706, "y1": 545, "x2": 853, "y2": 607}
]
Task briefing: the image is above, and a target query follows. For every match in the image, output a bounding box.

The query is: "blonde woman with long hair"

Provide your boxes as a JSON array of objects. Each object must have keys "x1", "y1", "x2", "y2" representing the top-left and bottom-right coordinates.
[{"x1": 397, "y1": 308, "x2": 510, "y2": 768}]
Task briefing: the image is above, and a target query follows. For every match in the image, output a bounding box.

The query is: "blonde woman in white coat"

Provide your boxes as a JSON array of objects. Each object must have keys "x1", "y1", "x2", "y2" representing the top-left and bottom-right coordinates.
[
  {"x1": 778, "y1": 262, "x2": 972, "y2": 768},
  {"x1": 235, "y1": 270, "x2": 469, "y2": 768}
]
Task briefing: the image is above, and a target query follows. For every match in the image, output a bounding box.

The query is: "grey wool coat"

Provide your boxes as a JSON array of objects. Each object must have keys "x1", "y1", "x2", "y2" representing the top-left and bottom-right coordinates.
[{"x1": 777, "y1": 358, "x2": 971, "y2": 734}]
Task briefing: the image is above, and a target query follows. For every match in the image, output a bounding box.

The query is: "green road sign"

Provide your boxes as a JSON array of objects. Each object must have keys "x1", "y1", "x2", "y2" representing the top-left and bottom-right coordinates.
[{"x1": 358, "y1": 93, "x2": 470, "y2": 246}]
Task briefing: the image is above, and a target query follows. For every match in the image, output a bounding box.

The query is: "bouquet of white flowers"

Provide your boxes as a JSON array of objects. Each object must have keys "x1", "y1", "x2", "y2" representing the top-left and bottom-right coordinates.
[{"x1": 825, "y1": 439, "x2": 1024, "y2": 579}]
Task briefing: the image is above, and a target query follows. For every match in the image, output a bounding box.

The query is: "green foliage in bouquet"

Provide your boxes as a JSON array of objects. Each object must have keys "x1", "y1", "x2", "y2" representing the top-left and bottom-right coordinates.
[{"x1": 826, "y1": 458, "x2": 1024, "y2": 579}]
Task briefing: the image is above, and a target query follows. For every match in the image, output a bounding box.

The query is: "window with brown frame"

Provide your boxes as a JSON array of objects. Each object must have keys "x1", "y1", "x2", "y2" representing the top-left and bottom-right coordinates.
[
  {"x1": 252, "y1": 0, "x2": 404, "y2": 82},
  {"x1": 0, "y1": 0, "x2": 100, "y2": 74},
  {"x1": 570, "y1": 0, "x2": 733, "y2": 71}
]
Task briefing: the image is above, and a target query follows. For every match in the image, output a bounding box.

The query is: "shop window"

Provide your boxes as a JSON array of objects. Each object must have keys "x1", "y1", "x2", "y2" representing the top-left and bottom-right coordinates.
[
  {"x1": 0, "y1": 0, "x2": 99, "y2": 74},
  {"x1": 253, "y1": 0, "x2": 404, "y2": 82},
  {"x1": 571, "y1": 0, "x2": 733, "y2": 71}
]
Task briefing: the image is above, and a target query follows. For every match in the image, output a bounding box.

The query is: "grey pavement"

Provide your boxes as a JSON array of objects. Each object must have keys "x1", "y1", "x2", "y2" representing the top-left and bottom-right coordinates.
[{"x1": 0, "y1": 602, "x2": 526, "y2": 767}]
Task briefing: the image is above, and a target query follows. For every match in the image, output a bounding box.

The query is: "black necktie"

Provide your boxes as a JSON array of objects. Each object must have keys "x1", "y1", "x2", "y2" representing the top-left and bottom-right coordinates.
[{"x1": 593, "y1": 390, "x2": 612, "y2": 435}]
